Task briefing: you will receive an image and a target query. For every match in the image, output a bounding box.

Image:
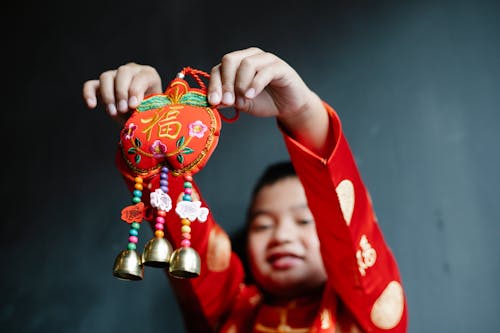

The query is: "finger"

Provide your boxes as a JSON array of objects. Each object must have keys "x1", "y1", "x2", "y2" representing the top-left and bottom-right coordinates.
[
  {"x1": 99, "y1": 70, "x2": 118, "y2": 116},
  {"x1": 234, "y1": 52, "x2": 277, "y2": 107},
  {"x1": 219, "y1": 48, "x2": 263, "y2": 106},
  {"x1": 129, "y1": 66, "x2": 162, "y2": 109},
  {"x1": 82, "y1": 80, "x2": 100, "y2": 109},
  {"x1": 208, "y1": 64, "x2": 222, "y2": 105},
  {"x1": 115, "y1": 64, "x2": 138, "y2": 113},
  {"x1": 249, "y1": 59, "x2": 289, "y2": 98}
]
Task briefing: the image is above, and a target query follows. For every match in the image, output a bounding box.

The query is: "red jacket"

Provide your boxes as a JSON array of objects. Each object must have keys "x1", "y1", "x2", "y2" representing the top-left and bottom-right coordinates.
[{"x1": 117, "y1": 103, "x2": 408, "y2": 333}]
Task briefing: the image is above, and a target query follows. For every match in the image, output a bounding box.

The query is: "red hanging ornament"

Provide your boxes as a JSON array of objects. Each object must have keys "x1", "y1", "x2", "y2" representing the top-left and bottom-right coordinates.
[{"x1": 112, "y1": 67, "x2": 236, "y2": 280}]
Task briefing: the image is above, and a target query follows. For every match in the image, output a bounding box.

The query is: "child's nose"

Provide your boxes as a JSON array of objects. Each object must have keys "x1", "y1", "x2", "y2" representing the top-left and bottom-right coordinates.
[{"x1": 271, "y1": 218, "x2": 296, "y2": 243}]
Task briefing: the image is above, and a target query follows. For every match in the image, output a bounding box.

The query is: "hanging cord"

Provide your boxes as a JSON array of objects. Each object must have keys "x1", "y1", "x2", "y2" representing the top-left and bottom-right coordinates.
[{"x1": 180, "y1": 67, "x2": 240, "y2": 123}]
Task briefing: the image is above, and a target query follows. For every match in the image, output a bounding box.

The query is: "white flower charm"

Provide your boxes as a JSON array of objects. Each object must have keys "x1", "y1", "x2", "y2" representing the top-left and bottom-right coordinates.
[
  {"x1": 150, "y1": 188, "x2": 172, "y2": 212},
  {"x1": 175, "y1": 200, "x2": 209, "y2": 222}
]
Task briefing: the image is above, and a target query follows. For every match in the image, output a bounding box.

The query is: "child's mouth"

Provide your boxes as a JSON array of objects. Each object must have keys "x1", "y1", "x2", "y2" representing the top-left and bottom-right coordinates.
[{"x1": 267, "y1": 253, "x2": 302, "y2": 269}]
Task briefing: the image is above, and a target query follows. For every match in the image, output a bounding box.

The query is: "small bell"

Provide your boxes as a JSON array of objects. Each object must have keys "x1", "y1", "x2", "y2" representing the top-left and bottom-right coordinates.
[
  {"x1": 113, "y1": 249, "x2": 144, "y2": 281},
  {"x1": 169, "y1": 247, "x2": 201, "y2": 278},
  {"x1": 142, "y1": 237, "x2": 173, "y2": 268}
]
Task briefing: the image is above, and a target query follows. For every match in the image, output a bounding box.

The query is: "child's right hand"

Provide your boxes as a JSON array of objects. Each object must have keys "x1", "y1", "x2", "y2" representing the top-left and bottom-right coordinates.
[{"x1": 82, "y1": 62, "x2": 162, "y2": 124}]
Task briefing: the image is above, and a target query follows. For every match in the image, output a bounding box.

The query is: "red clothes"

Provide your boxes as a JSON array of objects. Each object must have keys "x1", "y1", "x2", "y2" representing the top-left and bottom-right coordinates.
[{"x1": 117, "y1": 103, "x2": 408, "y2": 333}]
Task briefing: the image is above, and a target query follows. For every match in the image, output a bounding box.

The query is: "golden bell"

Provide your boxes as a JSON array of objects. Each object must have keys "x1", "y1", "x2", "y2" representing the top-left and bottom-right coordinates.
[
  {"x1": 168, "y1": 247, "x2": 201, "y2": 279},
  {"x1": 142, "y1": 237, "x2": 173, "y2": 268},
  {"x1": 112, "y1": 249, "x2": 144, "y2": 281}
]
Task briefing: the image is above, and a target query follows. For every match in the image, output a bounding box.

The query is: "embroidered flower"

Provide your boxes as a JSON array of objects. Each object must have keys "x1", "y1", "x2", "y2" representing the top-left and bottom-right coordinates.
[
  {"x1": 150, "y1": 189, "x2": 172, "y2": 211},
  {"x1": 188, "y1": 120, "x2": 208, "y2": 138},
  {"x1": 175, "y1": 200, "x2": 209, "y2": 222},
  {"x1": 150, "y1": 140, "x2": 167, "y2": 159},
  {"x1": 124, "y1": 123, "x2": 137, "y2": 140}
]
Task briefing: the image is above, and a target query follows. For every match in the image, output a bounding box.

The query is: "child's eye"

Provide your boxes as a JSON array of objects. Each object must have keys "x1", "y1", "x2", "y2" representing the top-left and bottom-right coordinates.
[
  {"x1": 297, "y1": 219, "x2": 313, "y2": 226},
  {"x1": 249, "y1": 215, "x2": 274, "y2": 232},
  {"x1": 250, "y1": 223, "x2": 273, "y2": 232}
]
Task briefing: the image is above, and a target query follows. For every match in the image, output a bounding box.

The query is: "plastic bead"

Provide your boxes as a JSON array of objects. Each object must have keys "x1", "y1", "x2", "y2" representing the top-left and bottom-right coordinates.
[
  {"x1": 181, "y1": 225, "x2": 191, "y2": 234},
  {"x1": 134, "y1": 177, "x2": 143, "y2": 184},
  {"x1": 156, "y1": 216, "x2": 165, "y2": 224},
  {"x1": 133, "y1": 190, "x2": 142, "y2": 198},
  {"x1": 181, "y1": 219, "x2": 191, "y2": 226},
  {"x1": 160, "y1": 173, "x2": 168, "y2": 179},
  {"x1": 129, "y1": 229, "x2": 139, "y2": 236},
  {"x1": 157, "y1": 210, "x2": 166, "y2": 217},
  {"x1": 134, "y1": 183, "x2": 143, "y2": 191},
  {"x1": 127, "y1": 243, "x2": 137, "y2": 250},
  {"x1": 131, "y1": 222, "x2": 141, "y2": 230},
  {"x1": 160, "y1": 186, "x2": 169, "y2": 193},
  {"x1": 181, "y1": 239, "x2": 191, "y2": 248},
  {"x1": 183, "y1": 182, "x2": 193, "y2": 188},
  {"x1": 183, "y1": 194, "x2": 192, "y2": 201},
  {"x1": 182, "y1": 233, "x2": 191, "y2": 240},
  {"x1": 132, "y1": 196, "x2": 141, "y2": 204},
  {"x1": 128, "y1": 236, "x2": 138, "y2": 243},
  {"x1": 160, "y1": 179, "x2": 168, "y2": 186},
  {"x1": 184, "y1": 188, "x2": 192, "y2": 195},
  {"x1": 184, "y1": 175, "x2": 193, "y2": 182},
  {"x1": 155, "y1": 230, "x2": 164, "y2": 238},
  {"x1": 155, "y1": 223, "x2": 164, "y2": 230}
]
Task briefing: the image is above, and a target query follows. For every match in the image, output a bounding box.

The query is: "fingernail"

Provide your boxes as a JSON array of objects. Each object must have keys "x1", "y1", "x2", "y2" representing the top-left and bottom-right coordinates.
[
  {"x1": 118, "y1": 99, "x2": 128, "y2": 112},
  {"x1": 236, "y1": 97, "x2": 245, "y2": 109},
  {"x1": 129, "y1": 96, "x2": 138, "y2": 107},
  {"x1": 222, "y1": 92, "x2": 234, "y2": 105},
  {"x1": 107, "y1": 104, "x2": 117, "y2": 116},
  {"x1": 245, "y1": 88, "x2": 256, "y2": 99},
  {"x1": 86, "y1": 98, "x2": 96, "y2": 108},
  {"x1": 208, "y1": 92, "x2": 220, "y2": 105}
]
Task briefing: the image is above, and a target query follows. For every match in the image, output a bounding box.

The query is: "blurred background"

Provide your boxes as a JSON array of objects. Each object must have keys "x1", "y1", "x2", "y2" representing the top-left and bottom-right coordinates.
[{"x1": 2, "y1": 0, "x2": 499, "y2": 332}]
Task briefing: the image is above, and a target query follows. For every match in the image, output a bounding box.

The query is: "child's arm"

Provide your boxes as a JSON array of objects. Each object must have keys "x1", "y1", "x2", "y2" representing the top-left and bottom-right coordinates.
[
  {"x1": 206, "y1": 48, "x2": 408, "y2": 331},
  {"x1": 282, "y1": 106, "x2": 408, "y2": 332}
]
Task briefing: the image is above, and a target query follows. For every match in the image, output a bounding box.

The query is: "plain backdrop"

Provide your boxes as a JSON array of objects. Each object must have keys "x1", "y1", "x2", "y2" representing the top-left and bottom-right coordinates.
[{"x1": 2, "y1": 0, "x2": 499, "y2": 332}]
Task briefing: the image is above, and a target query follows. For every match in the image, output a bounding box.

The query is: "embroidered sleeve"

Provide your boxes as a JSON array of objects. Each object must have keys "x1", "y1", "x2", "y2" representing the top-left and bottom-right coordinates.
[{"x1": 280, "y1": 103, "x2": 408, "y2": 332}]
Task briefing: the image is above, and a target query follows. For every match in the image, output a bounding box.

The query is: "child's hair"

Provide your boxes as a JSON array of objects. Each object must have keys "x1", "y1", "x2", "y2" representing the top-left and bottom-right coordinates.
[
  {"x1": 231, "y1": 160, "x2": 297, "y2": 283},
  {"x1": 248, "y1": 161, "x2": 297, "y2": 207}
]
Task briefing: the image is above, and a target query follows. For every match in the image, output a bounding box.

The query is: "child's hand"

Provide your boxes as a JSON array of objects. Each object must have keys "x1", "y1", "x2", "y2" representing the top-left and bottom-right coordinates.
[
  {"x1": 208, "y1": 48, "x2": 330, "y2": 155},
  {"x1": 82, "y1": 63, "x2": 162, "y2": 124}
]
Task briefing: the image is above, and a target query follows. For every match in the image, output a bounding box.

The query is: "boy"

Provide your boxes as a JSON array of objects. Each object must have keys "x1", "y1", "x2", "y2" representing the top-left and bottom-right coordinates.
[{"x1": 83, "y1": 47, "x2": 407, "y2": 332}]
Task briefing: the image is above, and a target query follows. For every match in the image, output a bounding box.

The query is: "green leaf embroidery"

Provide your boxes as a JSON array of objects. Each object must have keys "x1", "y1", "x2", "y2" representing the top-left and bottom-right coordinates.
[
  {"x1": 128, "y1": 147, "x2": 137, "y2": 154},
  {"x1": 135, "y1": 154, "x2": 141, "y2": 164},
  {"x1": 177, "y1": 154, "x2": 184, "y2": 164},
  {"x1": 182, "y1": 147, "x2": 194, "y2": 154},
  {"x1": 179, "y1": 92, "x2": 209, "y2": 107},
  {"x1": 135, "y1": 138, "x2": 142, "y2": 147},
  {"x1": 137, "y1": 95, "x2": 172, "y2": 112},
  {"x1": 176, "y1": 136, "x2": 185, "y2": 148}
]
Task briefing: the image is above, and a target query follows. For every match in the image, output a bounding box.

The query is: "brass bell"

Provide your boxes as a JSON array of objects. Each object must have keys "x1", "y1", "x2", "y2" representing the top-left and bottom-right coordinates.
[
  {"x1": 142, "y1": 237, "x2": 173, "y2": 268},
  {"x1": 168, "y1": 247, "x2": 201, "y2": 279},
  {"x1": 112, "y1": 249, "x2": 144, "y2": 281}
]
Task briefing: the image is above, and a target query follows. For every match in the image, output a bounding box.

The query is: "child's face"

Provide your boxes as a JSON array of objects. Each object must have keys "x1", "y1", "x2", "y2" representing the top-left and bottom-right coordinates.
[{"x1": 247, "y1": 176, "x2": 327, "y2": 299}]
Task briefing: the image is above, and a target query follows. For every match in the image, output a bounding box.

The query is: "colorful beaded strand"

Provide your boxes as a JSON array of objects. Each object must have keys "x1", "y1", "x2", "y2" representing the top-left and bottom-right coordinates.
[
  {"x1": 127, "y1": 176, "x2": 143, "y2": 251},
  {"x1": 180, "y1": 174, "x2": 193, "y2": 248},
  {"x1": 154, "y1": 166, "x2": 169, "y2": 239}
]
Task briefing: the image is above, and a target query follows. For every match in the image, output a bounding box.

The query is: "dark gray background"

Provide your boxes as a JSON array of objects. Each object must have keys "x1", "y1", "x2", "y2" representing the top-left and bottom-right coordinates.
[{"x1": 3, "y1": 0, "x2": 499, "y2": 332}]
